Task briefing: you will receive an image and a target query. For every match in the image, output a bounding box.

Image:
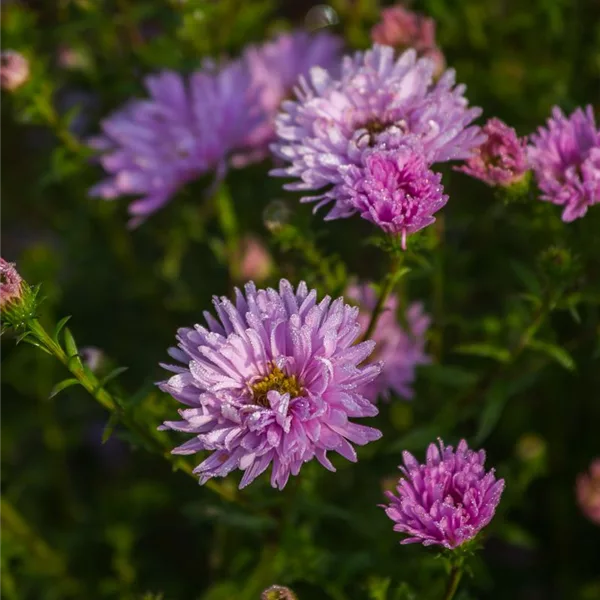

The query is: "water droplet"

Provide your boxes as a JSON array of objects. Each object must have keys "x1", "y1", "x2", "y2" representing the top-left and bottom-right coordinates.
[
  {"x1": 263, "y1": 199, "x2": 293, "y2": 232},
  {"x1": 305, "y1": 5, "x2": 339, "y2": 31}
]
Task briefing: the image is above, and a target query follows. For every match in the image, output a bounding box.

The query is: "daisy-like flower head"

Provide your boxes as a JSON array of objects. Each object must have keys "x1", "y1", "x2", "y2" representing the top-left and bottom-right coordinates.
[
  {"x1": 457, "y1": 117, "x2": 529, "y2": 187},
  {"x1": 529, "y1": 105, "x2": 600, "y2": 222},
  {"x1": 271, "y1": 45, "x2": 483, "y2": 220},
  {"x1": 237, "y1": 30, "x2": 342, "y2": 164},
  {"x1": 339, "y1": 144, "x2": 448, "y2": 246},
  {"x1": 89, "y1": 60, "x2": 262, "y2": 224},
  {"x1": 159, "y1": 280, "x2": 382, "y2": 490},
  {"x1": 347, "y1": 283, "x2": 430, "y2": 402},
  {"x1": 371, "y1": 5, "x2": 445, "y2": 76},
  {"x1": 382, "y1": 438, "x2": 505, "y2": 549},
  {"x1": 576, "y1": 458, "x2": 600, "y2": 525}
]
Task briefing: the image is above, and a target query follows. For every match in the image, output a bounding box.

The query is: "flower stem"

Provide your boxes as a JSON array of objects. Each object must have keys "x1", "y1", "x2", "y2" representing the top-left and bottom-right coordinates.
[
  {"x1": 442, "y1": 564, "x2": 463, "y2": 600},
  {"x1": 25, "y1": 318, "x2": 241, "y2": 505}
]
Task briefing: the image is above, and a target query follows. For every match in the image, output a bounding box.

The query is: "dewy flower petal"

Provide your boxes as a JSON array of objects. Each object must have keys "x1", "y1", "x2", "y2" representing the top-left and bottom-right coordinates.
[
  {"x1": 89, "y1": 60, "x2": 263, "y2": 223},
  {"x1": 271, "y1": 44, "x2": 483, "y2": 220},
  {"x1": 382, "y1": 438, "x2": 505, "y2": 548},
  {"x1": 347, "y1": 283, "x2": 430, "y2": 402},
  {"x1": 457, "y1": 117, "x2": 529, "y2": 187},
  {"x1": 528, "y1": 105, "x2": 600, "y2": 222},
  {"x1": 339, "y1": 145, "x2": 447, "y2": 245},
  {"x1": 159, "y1": 279, "x2": 382, "y2": 490},
  {"x1": 236, "y1": 30, "x2": 342, "y2": 164}
]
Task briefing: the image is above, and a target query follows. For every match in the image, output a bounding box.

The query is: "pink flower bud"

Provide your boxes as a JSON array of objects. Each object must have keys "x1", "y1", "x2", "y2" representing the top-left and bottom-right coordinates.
[
  {"x1": 1, "y1": 50, "x2": 29, "y2": 91},
  {"x1": 577, "y1": 459, "x2": 600, "y2": 525}
]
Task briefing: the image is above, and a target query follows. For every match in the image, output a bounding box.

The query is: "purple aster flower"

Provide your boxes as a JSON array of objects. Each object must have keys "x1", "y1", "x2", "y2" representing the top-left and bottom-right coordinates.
[
  {"x1": 576, "y1": 458, "x2": 600, "y2": 525},
  {"x1": 1, "y1": 50, "x2": 29, "y2": 91},
  {"x1": 529, "y1": 106, "x2": 600, "y2": 222},
  {"x1": 382, "y1": 438, "x2": 505, "y2": 548},
  {"x1": 271, "y1": 45, "x2": 483, "y2": 220},
  {"x1": 371, "y1": 4, "x2": 445, "y2": 76},
  {"x1": 159, "y1": 280, "x2": 382, "y2": 490},
  {"x1": 235, "y1": 30, "x2": 342, "y2": 166},
  {"x1": 457, "y1": 118, "x2": 529, "y2": 187},
  {"x1": 0, "y1": 258, "x2": 23, "y2": 309},
  {"x1": 347, "y1": 283, "x2": 430, "y2": 401},
  {"x1": 339, "y1": 145, "x2": 447, "y2": 247},
  {"x1": 89, "y1": 60, "x2": 262, "y2": 224}
]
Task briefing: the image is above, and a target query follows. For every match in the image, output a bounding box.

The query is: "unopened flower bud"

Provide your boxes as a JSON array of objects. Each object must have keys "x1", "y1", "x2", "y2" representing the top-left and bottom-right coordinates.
[
  {"x1": 0, "y1": 258, "x2": 39, "y2": 329},
  {"x1": 1, "y1": 50, "x2": 30, "y2": 91},
  {"x1": 238, "y1": 236, "x2": 273, "y2": 282},
  {"x1": 577, "y1": 459, "x2": 600, "y2": 525},
  {"x1": 261, "y1": 585, "x2": 298, "y2": 600}
]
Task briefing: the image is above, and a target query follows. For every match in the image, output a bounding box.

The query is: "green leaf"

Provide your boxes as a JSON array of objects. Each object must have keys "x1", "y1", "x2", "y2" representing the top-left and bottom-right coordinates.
[
  {"x1": 527, "y1": 339, "x2": 576, "y2": 371},
  {"x1": 102, "y1": 413, "x2": 121, "y2": 443},
  {"x1": 49, "y1": 378, "x2": 80, "y2": 399},
  {"x1": 510, "y1": 261, "x2": 542, "y2": 296},
  {"x1": 454, "y1": 343, "x2": 511, "y2": 363},
  {"x1": 63, "y1": 327, "x2": 78, "y2": 358},
  {"x1": 53, "y1": 316, "x2": 72, "y2": 343},
  {"x1": 22, "y1": 338, "x2": 52, "y2": 354},
  {"x1": 475, "y1": 383, "x2": 509, "y2": 445},
  {"x1": 99, "y1": 366, "x2": 129, "y2": 387}
]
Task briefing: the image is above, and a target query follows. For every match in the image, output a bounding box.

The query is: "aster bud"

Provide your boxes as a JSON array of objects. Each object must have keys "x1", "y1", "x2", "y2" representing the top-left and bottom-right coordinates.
[
  {"x1": 261, "y1": 585, "x2": 298, "y2": 600},
  {"x1": 576, "y1": 459, "x2": 600, "y2": 525},
  {"x1": 237, "y1": 236, "x2": 273, "y2": 282},
  {"x1": 0, "y1": 258, "x2": 40, "y2": 330},
  {"x1": 0, "y1": 50, "x2": 30, "y2": 91}
]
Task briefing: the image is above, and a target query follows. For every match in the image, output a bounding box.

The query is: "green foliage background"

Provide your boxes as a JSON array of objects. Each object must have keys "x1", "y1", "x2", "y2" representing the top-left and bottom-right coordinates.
[{"x1": 2, "y1": 1, "x2": 600, "y2": 599}]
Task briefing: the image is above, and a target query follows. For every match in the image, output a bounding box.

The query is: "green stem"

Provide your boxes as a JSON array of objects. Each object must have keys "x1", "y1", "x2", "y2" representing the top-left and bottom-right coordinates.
[
  {"x1": 363, "y1": 252, "x2": 402, "y2": 341},
  {"x1": 26, "y1": 319, "x2": 241, "y2": 505},
  {"x1": 442, "y1": 565, "x2": 463, "y2": 600}
]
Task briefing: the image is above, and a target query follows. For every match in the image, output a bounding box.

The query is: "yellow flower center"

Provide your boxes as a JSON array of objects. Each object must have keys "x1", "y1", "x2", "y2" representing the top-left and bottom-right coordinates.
[{"x1": 251, "y1": 365, "x2": 303, "y2": 407}]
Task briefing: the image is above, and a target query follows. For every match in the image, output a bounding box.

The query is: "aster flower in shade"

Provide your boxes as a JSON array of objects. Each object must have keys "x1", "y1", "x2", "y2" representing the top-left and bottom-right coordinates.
[
  {"x1": 382, "y1": 439, "x2": 505, "y2": 548},
  {"x1": 528, "y1": 106, "x2": 600, "y2": 222},
  {"x1": 0, "y1": 258, "x2": 23, "y2": 309},
  {"x1": 159, "y1": 280, "x2": 382, "y2": 490},
  {"x1": 0, "y1": 50, "x2": 30, "y2": 91},
  {"x1": 457, "y1": 118, "x2": 529, "y2": 187},
  {"x1": 576, "y1": 459, "x2": 600, "y2": 525},
  {"x1": 271, "y1": 45, "x2": 483, "y2": 220},
  {"x1": 89, "y1": 60, "x2": 262, "y2": 223},
  {"x1": 339, "y1": 145, "x2": 447, "y2": 247},
  {"x1": 346, "y1": 283, "x2": 430, "y2": 401},
  {"x1": 371, "y1": 5, "x2": 445, "y2": 76},
  {"x1": 236, "y1": 30, "x2": 342, "y2": 165}
]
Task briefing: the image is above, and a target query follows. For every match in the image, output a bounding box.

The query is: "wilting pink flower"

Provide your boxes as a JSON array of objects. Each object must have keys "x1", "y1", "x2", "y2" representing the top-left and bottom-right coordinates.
[
  {"x1": 382, "y1": 438, "x2": 505, "y2": 548},
  {"x1": 339, "y1": 145, "x2": 447, "y2": 247},
  {"x1": 371, "y1": 5, "x2": 445, "y2": 76},
  {"x1": 529, "y1": 106, "x2": 600, "y2": 221},
  {"x1": 1, "y1": 50, "x2": 29, "y2": 91},
  {"x1": 347, "y1": 283, "x2": 430, "y2": 401},
  {"x1": 457, "y1": 118, "x2": 529, "y2": 187},
  {"x1": 238, "y1": 236, "x2": 273, "y2": 282},
  {"x1": 271, "y1": 45, "x2": 483, "y2": 221},
  {"x1": 576, "y1": 459, "x2": 600, "y2": 525},
  {"x1": 236, "y1": 30, "x2": 342, "y2": 165},
  {"x1": 159, "y1": 280, "x2": 382, "y2": 490},
  {"x1": 0, "y1": 258, "x2": 23, "y2": 309},
  {"x1": 89, "y1": 61, "x2": 263, "y2": 224}
]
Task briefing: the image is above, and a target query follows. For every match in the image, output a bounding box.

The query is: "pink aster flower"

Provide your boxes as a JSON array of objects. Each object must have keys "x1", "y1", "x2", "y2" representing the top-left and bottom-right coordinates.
[
  {"x1": 339, "y1": 145, "x2": 447, "y2": 246},
  {"x1": 382, "y1": 438, "x2": 505, "y2": 548},
  {"x1": 0, "y1": 258, "x2": 23, "y2": 309},
  {"x1": 371, "y1": 5, "x2": 445, "y2": 76},
  {"x1": 271, "y1": 45, "x2": 483, "y2": 220},
  {"x1": 236, "y1": 30, "x2": 342, "y2": 165},
  {"x1": 576, "y1": 459, "x2": 600, "y2": 525},
  {"x1": 89, "y1": 60, "x2": 262, "y2": 224},
  {"x1": 159, "y1": 280, "x2": 382, "y2": 490},
  {"x1": 347, "y1": 283, "x2": 430, "y2": 401},
  {"x1": 457, "y1": 118, "x2": 529, "y2": 187},
  {"x1": 529, "y1": 106, "x2": 600, "y2": 222},
  {"x1": 0, "y1": 50, "x2": 29, "y2": 91}
]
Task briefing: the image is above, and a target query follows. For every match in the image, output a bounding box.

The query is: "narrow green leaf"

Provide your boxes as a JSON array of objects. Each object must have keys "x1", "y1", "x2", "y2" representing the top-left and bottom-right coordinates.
[
  {"x1": 475, "y1": 383, "x2": 509, "y2": 445},
  {"x1": 102, "y1": 413, "x2": 121, "y2": 443},
  {"x1": 527, "y1": 339, "x2": 576, "y2": 371},
  {"x1": 99, "y1": 366, "x2": 129, "y2": 387},
  {"x1": 63, "y1": 327, "x2": 78, "y2": 358},
  {"x1": 53, "y1": 316, "x2": 72, "y2": 343},
  {"x1": 49, "y1": 378, "x2": 80, "y2": 399},
  {"x1": 23, "y1": 338, "x2": 52, "y2": 354},
  {"x1": 454, "y1": 343, "x2": 511, "y2": 363}
]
